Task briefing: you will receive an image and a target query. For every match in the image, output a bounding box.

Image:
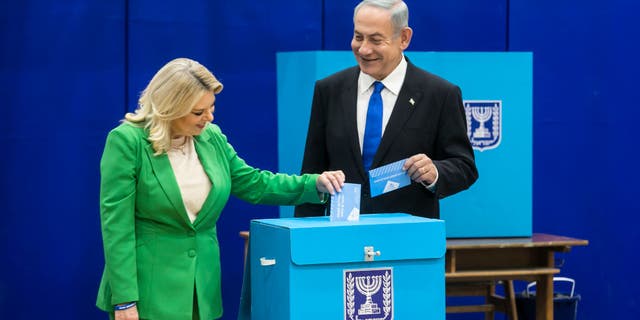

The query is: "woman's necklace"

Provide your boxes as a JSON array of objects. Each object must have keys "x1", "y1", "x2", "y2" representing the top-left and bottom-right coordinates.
[{"x1": 172, "y1": 136, "x2": 189, "y2": 155}]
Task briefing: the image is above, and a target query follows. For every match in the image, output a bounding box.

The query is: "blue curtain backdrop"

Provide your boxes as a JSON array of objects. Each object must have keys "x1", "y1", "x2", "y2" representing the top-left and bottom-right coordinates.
[{"x1": 1, "y1": 0, "x2": 638, "y2": 319}]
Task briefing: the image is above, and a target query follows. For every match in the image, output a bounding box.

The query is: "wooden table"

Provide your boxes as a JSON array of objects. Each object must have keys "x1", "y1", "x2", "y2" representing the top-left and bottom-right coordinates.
[
  {"x1": 239, "y1": 232, "x2": 587, "y2": 320},
  {"x1": 446, "y1": 234, "x2": 588, "y2": 320}
]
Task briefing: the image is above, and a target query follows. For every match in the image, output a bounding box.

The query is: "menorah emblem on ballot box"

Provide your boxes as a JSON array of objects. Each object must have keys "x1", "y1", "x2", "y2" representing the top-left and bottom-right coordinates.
[
  {"x1": 344, "y1": 268, "x2": 394, "y2": 320},
  {"x1": 464, "y1": 100, "x2": 502, "y2": 151}
]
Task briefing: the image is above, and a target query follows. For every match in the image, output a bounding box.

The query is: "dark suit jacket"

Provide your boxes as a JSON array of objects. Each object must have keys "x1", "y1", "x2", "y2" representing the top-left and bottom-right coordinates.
[{"x1": 295, "y1": 59, "x2": 478, "y2": 219}]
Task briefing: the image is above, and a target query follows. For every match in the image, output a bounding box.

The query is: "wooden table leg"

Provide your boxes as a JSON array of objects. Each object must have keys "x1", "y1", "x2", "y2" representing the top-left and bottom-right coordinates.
[
  {"x1": 504, "y1": 280, "x2": 518, "y2": 320},
  {"x1": 536, "y1": 275, "x2": 553, "y2": 320},
  {"x1": 485, "y1": 283, "x2": 495, "y2": 320}
]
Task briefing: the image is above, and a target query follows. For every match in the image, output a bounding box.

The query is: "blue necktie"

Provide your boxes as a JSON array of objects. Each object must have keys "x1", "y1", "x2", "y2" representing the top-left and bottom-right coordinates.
[{"x1": 362, "y1": 81, "x2": 384, "y2": 171}]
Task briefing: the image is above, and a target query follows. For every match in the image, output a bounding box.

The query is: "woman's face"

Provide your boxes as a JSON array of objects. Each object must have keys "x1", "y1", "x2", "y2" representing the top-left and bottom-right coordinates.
[{"x1": 171, "y1": 91, "x2": 215, "y2": 137}]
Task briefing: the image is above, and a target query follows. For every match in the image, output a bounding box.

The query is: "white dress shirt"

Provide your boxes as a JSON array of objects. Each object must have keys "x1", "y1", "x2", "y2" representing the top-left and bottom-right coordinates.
[{"x1": 356, "y1": 56, "x2": 407, "y2": 152}]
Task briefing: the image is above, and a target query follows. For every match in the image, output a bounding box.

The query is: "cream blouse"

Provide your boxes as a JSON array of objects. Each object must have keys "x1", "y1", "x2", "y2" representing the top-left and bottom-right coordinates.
[{"x1": 167, "y1": 136, "x2": 212, "y2": 223}]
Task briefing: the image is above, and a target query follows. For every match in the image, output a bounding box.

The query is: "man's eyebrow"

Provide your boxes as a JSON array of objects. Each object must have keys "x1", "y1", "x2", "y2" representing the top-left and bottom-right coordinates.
[{"x1": 354, "y1": 30, "x2": 385, "y2": 38}]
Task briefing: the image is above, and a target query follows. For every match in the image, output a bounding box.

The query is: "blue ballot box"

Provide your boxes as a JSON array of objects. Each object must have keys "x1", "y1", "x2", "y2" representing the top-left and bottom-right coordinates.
[{"x1": 250, "y1": 213, "x2": 445, "y2": 320}]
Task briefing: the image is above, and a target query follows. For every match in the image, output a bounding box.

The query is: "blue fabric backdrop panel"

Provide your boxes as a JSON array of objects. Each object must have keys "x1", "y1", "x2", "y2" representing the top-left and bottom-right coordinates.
[
  {"x1": 277, "y1": 51, "x2": 532, "y2": 238},
  {"x1": 510, "y1": 1, "x2": 640, "y2": 319},
  {"x1": 0, "y1": 1, "x2": 126, "y2": 319}
]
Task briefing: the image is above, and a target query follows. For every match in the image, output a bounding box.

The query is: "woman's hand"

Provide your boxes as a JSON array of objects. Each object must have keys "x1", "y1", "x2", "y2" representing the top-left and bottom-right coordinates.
[
  {"x1": 115, "y1": 305, "x2": 139, "y2": 320},
  {"x1": 316, "y1": 170, "x2": 345, "y2": 195}
]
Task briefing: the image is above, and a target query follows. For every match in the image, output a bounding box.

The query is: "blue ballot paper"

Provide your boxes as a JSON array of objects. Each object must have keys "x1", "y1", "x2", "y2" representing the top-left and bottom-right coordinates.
[
  {"x1": 369, "y1": 158, "x2": 412, "y2": 197},
  {"x1": 329, "y1": 183, "x2": 361, "y2": 222}
]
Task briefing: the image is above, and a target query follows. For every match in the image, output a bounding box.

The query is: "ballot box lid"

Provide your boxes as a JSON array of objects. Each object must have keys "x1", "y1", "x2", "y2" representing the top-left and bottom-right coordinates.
[{"x1": 251, "y1": 213, "x2": 445, "y2": 265}]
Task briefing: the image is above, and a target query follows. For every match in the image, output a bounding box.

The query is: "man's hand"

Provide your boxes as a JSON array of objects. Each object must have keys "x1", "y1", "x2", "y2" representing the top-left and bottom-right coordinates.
[{"x1": 403, "y1": 153, "x2": 437, "y2": 185}]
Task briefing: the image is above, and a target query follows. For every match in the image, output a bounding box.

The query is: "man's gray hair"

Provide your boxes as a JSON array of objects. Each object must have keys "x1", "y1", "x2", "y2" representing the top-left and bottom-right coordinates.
[{"x1": 354, "y1": 0, "x2": 409, "y2": 36}]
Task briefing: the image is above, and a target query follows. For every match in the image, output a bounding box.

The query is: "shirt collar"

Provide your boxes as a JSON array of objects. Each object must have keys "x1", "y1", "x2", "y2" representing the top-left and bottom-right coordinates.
[{"x1": 358, "y1": 55, "x2": 408, "y2": 95}]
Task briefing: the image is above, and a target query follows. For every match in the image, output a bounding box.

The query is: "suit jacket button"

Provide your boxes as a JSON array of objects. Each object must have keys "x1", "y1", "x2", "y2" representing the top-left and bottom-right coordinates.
[
  {"x1": 188, "y1": 249, "x2": 196, "y2": 257},
  {"x1": 188, "y1": 231, "x2": 195, "y2": 237}
]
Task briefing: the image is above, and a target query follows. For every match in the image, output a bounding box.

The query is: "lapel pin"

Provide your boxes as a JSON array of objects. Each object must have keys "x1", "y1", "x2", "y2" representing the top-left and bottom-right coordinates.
[{"x1": 409, "y1": 98, "x2": 415, "y2": 106}]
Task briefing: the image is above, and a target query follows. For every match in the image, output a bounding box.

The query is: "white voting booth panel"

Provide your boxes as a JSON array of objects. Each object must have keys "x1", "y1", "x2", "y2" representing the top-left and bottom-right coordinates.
[
  {"x1": 250, "y1": 213, "x2": 445, "y2": 319},
  {"x1": 277, "y1": 51, "x2": 533, "y2": 238}
]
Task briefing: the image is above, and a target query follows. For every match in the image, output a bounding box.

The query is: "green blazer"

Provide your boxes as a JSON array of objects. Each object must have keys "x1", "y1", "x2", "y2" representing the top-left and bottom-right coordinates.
[{"x1": 96, "y1": 123, "x2": 323, "y2": 319}]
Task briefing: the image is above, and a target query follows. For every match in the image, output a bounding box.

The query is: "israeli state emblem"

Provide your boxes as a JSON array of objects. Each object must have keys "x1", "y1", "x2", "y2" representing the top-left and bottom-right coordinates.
[
  {"x1": 344, "y1": 268, "x2": 393, "y2": 320},
  {"x1": 464, "y1": 100, "x2": 502, "y2": 151}
]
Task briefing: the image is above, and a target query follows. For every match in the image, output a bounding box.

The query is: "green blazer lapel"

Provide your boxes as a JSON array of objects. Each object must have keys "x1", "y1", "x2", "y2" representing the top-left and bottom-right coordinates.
[
  {"x1": 192, "y1": 128, "x2": 219, "y2": 226},
  {"x1": 143, "y1": 141, "x2": 192, "y2": 226}
]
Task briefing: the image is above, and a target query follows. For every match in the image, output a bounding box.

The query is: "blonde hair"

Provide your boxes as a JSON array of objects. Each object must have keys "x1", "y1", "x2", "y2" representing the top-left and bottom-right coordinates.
[{"x1": 125, "y1": 58, "x2": 223, "y2": 155}]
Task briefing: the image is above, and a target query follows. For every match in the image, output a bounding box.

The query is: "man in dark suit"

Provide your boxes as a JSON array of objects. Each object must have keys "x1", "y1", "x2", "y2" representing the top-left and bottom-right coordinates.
[{"x1": 295, "y1": 0, "x2": 478, "y2": 219}]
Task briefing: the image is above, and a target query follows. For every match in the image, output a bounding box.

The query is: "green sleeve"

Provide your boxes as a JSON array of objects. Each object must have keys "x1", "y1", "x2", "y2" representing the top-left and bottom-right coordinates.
[
  {"x1": 215, "y1": 130, "x2": 325, "y2": 205},
  {"x1": 99, "y1": 126, "x2": 140, "y2": 305}
]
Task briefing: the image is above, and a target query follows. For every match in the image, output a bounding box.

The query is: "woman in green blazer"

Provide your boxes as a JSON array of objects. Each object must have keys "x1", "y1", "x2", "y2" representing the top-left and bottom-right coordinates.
[{"x1": 95, "y1": 58, "x2": 344, "y2": 320}]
